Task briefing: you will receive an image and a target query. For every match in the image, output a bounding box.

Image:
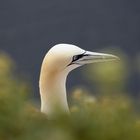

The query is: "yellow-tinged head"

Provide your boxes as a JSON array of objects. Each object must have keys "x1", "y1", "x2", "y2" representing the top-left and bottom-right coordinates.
[
  {"x1": 39, "y1": 43, "x2": 119, "y2": 117},
  {"x1": 42, "y1": 44, "x2": 119, "y2": 74}
]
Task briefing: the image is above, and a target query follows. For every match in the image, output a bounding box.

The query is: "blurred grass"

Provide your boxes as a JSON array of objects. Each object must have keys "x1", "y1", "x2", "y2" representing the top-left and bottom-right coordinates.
[
  {"x1": 0, "y1": 51, "x2": 140, "y2": 140},
  {"x1": 83, "y1": 48, "x2": 129, "y2": 95}
]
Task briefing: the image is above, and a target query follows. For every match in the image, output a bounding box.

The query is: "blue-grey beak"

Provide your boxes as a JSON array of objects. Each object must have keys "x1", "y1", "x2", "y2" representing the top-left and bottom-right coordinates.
[{"x1": 75, "y1": 51, "x2": 120, "y2": 65}]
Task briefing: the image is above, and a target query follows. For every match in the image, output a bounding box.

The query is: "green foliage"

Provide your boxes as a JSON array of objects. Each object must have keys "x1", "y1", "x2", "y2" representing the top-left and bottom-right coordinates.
[
  {"x1": 84, "y1": 49, "x2": 129, "y2": 95},
  {"x1": 0, "y1": 52, "x2": 31, "y2": 140},
  {"x1": 0, "y1": 52, "x2": 140, "y2": 140}
]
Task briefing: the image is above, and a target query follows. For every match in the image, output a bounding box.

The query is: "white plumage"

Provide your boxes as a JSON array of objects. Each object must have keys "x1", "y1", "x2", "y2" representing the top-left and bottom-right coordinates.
[{"x1": 39, "y1": 44, "x2": 119, "y2": 118}]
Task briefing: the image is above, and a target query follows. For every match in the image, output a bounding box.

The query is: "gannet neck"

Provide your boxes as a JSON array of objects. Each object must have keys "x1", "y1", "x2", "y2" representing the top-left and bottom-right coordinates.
[
  {"x1": 39, "y1": 57, "x2": 70, "y2": 117},
  {"x1": 39, "y1": 44, "x2": 119, "y2": 118}
]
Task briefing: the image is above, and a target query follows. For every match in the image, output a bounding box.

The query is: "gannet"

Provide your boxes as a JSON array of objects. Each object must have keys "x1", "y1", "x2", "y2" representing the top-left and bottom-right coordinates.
[{"x1": 39, "y1": 44, "x2": 119, "y2": 117}]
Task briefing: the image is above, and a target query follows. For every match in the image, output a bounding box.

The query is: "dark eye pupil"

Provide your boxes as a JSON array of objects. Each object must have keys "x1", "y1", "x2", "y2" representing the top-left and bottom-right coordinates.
[{"x1": 73, "y1": 54, "x2": 83, "y2": 62}]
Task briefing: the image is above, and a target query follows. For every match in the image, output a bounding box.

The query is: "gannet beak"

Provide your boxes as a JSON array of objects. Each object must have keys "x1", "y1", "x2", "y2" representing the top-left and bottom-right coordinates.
[{"x1": 76, "y1": 51, "x2": 120, "y2": 65}]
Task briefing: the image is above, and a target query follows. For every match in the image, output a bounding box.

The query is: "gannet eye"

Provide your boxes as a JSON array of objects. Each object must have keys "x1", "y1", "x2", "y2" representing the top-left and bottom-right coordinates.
[
  {"x1": 67, "y1": 51, "x2": 86, "y2": 67},
  {"x1": 72, "y1": 54, "x2": 84, "y2": 62}
]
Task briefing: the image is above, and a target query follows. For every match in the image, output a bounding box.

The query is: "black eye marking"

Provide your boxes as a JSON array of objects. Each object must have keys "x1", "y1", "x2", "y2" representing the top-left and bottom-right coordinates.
[
  {"x1": 72, "y1": 54, "x2": 83, "y2": 62},
  {"x1": 72, "y1": 51, "x2": 86, "y2": 62},
  {"x1": 67, "y1": 51, "x2": 86, "y2": 67}
]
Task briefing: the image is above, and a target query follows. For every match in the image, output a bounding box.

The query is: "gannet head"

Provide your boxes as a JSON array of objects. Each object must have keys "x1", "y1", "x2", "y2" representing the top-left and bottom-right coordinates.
[
  {"x1": 44, "y1": 44, "x2": 119, "y2": 75},
  {"x1": 40, "y1": 43, "x2": 119, "y2": 116}
]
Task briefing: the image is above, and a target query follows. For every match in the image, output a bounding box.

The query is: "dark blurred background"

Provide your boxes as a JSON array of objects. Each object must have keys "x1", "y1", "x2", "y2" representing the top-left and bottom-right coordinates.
[{"x1": 0, "y1": 0, "x2": 140, "y2": 99}]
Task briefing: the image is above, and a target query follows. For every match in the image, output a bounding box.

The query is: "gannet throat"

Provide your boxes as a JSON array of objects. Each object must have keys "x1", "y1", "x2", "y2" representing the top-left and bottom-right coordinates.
[{"x1": 39, "y1": 44, "x2": 119, "y2": 117}]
